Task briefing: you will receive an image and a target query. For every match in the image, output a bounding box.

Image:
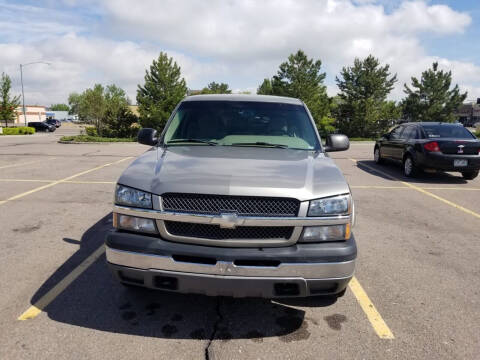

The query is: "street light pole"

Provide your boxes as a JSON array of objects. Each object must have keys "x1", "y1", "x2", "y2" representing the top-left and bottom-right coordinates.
[
  {"x1": 18, "y1": 61, "x2": 51, "y2": 127},
  {"x1": 20, "y1": 64, "x2": 26, "y2": 126}
]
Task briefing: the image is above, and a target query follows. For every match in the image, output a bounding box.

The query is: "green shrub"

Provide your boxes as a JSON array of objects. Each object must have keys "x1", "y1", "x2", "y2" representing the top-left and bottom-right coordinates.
[
  {"x1": 60, "y1": 135, "x2": 135, "y2": 142},
  {"x1": 85, "y1": 127, "x2": 98, "y2": 136},
  {"x1": 1, "y1": 126, "x2": 35, "y2": 135}
]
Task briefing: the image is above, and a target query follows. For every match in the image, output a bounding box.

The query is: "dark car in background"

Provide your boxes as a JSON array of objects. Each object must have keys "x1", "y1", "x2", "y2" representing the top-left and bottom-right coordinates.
[
  {"x1": 28, "y1": 121, "x2": 56, "y2": 132},
  {"x1": 374, "y1": 122, "x2": 480, "y2": 180},
  {"x1": 46, "y1": 119, "x2": 61, "y2": 128}
]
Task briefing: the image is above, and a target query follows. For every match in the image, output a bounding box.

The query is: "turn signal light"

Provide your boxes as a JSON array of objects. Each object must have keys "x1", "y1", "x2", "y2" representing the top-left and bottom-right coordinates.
[{"x1": 424, "y1": 141, "x2": 440, "y2": 152}]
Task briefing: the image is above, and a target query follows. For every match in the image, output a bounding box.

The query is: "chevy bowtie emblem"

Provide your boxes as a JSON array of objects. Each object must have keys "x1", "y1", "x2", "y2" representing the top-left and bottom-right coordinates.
[
  {"x1": 214, "y1": 212, "x2": 241, "y2": 229},
  {"x1": 457, "y1": 145, "x2": 465, "y2": 154}
]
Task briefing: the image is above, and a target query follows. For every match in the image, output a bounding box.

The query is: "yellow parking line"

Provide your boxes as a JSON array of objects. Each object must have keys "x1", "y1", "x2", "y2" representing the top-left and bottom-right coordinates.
[
  {"x1": 349, "y1": 276, "x2": 394, "y2": 339},
  {"x1": 0, "y1": 179, "x2": 116, "y2": 184},
  {"x1": 0, "y1": 157, "x2": 132, "y2": 206},
  {"x1": 0, "y1": 179, "x2": 54, "y2": 183},
  {"x1": 0, "y1": 158, "x2": 56, "y2": 170},
  {"x1": 349, "y1": 158, "x2": 480, "y2": 220},
  {"x1": 18, "y1": 246, "x2": 105, "y2": 320},
  {"x1": 350, "y1": 185, "x2": 480, "y2": 191},
  {"x1": 351, "y1": 185, "x2": 408, "y2": 189}
]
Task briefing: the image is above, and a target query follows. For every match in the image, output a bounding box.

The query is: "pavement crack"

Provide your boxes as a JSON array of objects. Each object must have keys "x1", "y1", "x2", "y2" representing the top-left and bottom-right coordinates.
[{"x1": 205, "y1": 297, "x2": 223, "y2": 360}]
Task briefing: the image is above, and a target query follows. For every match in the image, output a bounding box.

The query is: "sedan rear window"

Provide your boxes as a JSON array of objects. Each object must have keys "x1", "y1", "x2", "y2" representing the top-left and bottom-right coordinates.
[{"x1": 421, "y1": 124, "x2": 474, "y2": 139}]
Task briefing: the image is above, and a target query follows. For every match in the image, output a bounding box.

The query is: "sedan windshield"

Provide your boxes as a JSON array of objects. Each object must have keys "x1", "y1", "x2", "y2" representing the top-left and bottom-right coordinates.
[
  {"x1": 163, "y1": 100, "x2": 320, "y2": 150},
  {"x1": 422, "y1": 124, "x2": 474, "y2": 139}
]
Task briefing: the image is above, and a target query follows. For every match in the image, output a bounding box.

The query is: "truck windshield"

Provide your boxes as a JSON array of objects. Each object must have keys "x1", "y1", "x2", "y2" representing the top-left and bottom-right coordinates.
[{"x1": 163, "y1": 100, "x2": 320, "y2": 150}]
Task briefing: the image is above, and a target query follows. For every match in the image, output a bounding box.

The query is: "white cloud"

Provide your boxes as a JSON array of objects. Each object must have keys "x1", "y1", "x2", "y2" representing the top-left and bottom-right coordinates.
[{"x1": 0, "y1": 0, "x2": 478, "y2": 105}]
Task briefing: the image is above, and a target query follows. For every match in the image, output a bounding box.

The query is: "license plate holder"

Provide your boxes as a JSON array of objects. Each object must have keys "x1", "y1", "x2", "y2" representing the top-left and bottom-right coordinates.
[{"x1": 454, "y1": 159, "x2": 467, "y2": 167}]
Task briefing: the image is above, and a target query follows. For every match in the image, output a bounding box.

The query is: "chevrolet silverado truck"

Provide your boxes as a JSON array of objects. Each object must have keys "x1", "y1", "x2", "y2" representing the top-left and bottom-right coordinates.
[{"x1": 105, "y1": 94, "x2": 356, "y2": 298}]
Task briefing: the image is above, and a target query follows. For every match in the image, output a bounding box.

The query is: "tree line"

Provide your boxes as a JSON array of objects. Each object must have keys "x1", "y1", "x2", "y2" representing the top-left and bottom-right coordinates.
[
  {"x1": 0, "y1": 50, "x2": 468, "y2": 138},
  {"x1": 133, "y1": 50, "x2": 467, "y2": 138}
]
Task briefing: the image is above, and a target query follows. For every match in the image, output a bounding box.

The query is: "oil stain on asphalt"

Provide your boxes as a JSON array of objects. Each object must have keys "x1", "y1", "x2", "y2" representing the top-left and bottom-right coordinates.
[{"x1": 324, "y1": 314, "x2": 347, "y2": 330}]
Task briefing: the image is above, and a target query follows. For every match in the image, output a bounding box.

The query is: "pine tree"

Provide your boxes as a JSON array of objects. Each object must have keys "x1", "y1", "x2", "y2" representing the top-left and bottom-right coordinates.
[
  {"x1": 257, "y1": 78, "x2": 273, "y2": 95},
  {"x1": 402, "y1": 62, "x2": 467, "y2": 122},
  {"x1": 259, "y1": 50, "x2": 334, "y2": 135},
  {"x1": 0, "y1": 72, "x2": 20, "y2": 127},
  {"x1": 335, "y1": 55, "x2": 398, "y2": 137},
  {"x1": 137, "y1": 52, "x2": 187, "y2": 130},
  {"x1": 200, "y1": 82, "x2": 231, "y2": 94}
]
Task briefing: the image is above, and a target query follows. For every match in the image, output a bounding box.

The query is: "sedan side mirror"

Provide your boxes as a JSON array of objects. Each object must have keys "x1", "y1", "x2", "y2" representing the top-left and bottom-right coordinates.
[
  {"x1": 382, "y1": 133, "x2": 390, "y2": 140},
  {"x1": 324, "y1": 134, "x2": 349, "y2": 152},
  {"x1": 137, "y1": 128, "x2": 158, "y2": 146}
]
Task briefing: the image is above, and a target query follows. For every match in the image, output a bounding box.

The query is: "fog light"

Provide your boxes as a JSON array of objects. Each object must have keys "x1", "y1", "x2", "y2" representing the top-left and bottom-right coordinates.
[
  {"x1": 117, "y1": 214, "x2": 157, "y2": 234},
  {"x1": 300, "y1": 224, "x2": 350, "y2": 242}
]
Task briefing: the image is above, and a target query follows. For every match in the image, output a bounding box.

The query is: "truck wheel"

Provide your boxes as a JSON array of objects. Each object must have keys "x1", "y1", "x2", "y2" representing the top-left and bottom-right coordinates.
[
  {"x1": 462, "y1": 170, "x2": 479, "y2": 180},
  {"x1": 374, "y1": 147, "x2": 384, "y2": 164},
  {"x1": 403, "y1": 155, "x2": 418, "y2": 177}
]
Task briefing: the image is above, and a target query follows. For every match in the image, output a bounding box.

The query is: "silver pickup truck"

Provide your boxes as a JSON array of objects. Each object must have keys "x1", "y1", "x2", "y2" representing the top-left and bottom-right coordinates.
[{"x1": 105, "y1": 94, "x2": 356, "y2": 298}]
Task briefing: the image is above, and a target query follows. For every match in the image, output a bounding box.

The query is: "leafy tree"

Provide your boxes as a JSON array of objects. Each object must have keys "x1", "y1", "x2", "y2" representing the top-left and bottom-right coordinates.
[
  {"x1": 0, "y1": 72, "x2": 20, "y2": 127},
  {"x1": 257, "y1": 78, "x2": 273, "y2": 95},
  {"x1": 69, "y1": 84, "x2": 137, "y2": 137},
  {"x1": 260, "y1": 50, "x2": 334, "y2": 135},
  {"x1": 79, "y1": 84, "x2": 106, "y2": 133},
  {"x1": 68, "y1": 92, "x2": 82, "y2": 115},
  {"x1": 402, "y1": 62, "x2": 467, "y2": 122},
  {"x1": 50, "y1": 103, "x2": 70, "y2": 111},
  {"x1": 137, "y1": 52, "x2": 187, "y2": 130},
  {"x1": 103, "y1": 84, "x2": 136, "y2": 137},
  {"x1": 335, "y1": 55, "x2": 398, "y2": 137},
  {"x1": 200, "y1": 82, "x2": 231, "y2": 94}
]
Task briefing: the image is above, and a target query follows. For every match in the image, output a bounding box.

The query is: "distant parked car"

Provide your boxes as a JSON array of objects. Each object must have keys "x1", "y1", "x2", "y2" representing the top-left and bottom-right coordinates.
[
  {"x1": 28, "y1": 122, "x2": 56, "y2": 132},
  {"x1": 374, "y1": 122, "x2": 480, "y2": 180},
  {"x1": 46, "y1": 119, "x2": 61, "y2": 128}
]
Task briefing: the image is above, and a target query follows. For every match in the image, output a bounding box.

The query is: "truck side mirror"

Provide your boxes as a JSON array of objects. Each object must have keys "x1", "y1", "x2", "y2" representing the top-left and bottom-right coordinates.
[
  {"x1": 324, "y1": 134, "x2": 349, "y2": 152},
  {"x1": 137, "y1": 128, "x2": 158, "y2": 146}
]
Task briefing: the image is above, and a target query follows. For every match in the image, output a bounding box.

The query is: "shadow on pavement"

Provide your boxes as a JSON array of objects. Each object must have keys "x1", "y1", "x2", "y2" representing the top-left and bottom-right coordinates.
[
  {"x1": 29, "y1": 214, "x2": 337, "y2": 341},
  {"x1": 356, "y1": 160, "x2": 468, "y2": 185}
]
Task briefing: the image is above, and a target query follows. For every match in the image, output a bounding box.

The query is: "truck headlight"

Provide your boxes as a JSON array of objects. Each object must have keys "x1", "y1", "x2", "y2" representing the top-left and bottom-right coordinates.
[
  {"x1": 115, "y1": 214, "x2": 158, "y2": 234},
  {"x1": 300, "y1": 224, "x2": 350, "y2": 242},
  {"x1": 115, "y1": 184, "x2": 152, "y2": 209},
  {"x1": 308, "y1": 194, "x2": 350, "y2": 216}
]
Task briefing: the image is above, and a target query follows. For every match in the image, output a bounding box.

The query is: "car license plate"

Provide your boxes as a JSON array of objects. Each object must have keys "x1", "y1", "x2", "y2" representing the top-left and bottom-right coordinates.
[{"x1": 454, "y1": 159, "x2": 467, "y2": 167}]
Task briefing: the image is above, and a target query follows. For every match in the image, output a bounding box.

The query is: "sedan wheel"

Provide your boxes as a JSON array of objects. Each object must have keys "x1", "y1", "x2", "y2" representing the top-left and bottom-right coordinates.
[
  {"x1": 403, "y1": 156, "x2": 417, "y2": 177},
  {"x1": 374, "y1": 147, "x2": 384, "y2": 164}
]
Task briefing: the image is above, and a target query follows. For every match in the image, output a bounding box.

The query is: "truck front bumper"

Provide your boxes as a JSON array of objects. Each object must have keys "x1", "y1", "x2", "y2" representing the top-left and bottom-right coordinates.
[{"x1": 105, "y1": 231, "x2": 357, "y2": 298}]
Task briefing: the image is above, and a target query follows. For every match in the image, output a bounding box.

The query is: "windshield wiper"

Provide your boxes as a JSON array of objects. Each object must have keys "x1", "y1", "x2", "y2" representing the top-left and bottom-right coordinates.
[
  {"x1": 166, "y1": 139, "x2": 218, "y2": 146},
  {"x1": 231, "y1": 142, "x2": 288, "y2": 149}
]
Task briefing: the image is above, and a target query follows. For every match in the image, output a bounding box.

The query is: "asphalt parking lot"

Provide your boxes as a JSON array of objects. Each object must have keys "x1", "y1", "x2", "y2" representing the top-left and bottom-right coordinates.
[{"x1": 1, "y1": 133, "x2": 479, "y2": 360}]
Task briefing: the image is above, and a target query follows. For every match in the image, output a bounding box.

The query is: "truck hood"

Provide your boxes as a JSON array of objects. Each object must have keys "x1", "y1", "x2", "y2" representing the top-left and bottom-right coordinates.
[{"x1": 118, "y1": 146, "x2": 350, "y2": 201}]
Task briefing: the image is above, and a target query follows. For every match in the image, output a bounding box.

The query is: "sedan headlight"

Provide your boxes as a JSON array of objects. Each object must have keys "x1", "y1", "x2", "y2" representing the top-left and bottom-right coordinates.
[
  {"x1": 115, "y1": 184, "x2": 152, "y2": 209},
  {"x1": 308, "y1": 194, "x2": 350, "y2": 217}
]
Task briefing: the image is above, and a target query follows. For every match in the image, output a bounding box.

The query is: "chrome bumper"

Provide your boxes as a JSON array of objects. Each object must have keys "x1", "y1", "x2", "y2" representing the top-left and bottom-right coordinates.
[{"x1": 106, "y1": 246, "x2": 356, "y2": 279}]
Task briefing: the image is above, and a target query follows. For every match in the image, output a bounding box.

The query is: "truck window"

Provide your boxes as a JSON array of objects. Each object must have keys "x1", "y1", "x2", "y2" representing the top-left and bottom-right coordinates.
[{"x1": 163, "y1": 101, "x2": 320, "y2": 150}]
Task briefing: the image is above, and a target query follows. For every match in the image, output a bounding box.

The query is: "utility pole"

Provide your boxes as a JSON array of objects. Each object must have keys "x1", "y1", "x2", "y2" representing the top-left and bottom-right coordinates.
[
  {"x1": 19, "y1": 61, "x2": 51, "y2": 126},
  {"x1": 20, "y1": 64, "x2": 26, "y2": 126}
]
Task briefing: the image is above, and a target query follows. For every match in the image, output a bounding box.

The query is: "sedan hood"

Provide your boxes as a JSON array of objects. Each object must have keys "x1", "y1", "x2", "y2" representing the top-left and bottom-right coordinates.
[{"x1": 118, "y1": 146, "x2": 350, "y2": 201}]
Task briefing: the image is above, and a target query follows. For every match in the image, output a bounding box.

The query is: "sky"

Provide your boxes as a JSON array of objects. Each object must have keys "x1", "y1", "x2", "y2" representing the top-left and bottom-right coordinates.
[{"x1": 1, "y1": 0, "x2": 480, "y2": 106}]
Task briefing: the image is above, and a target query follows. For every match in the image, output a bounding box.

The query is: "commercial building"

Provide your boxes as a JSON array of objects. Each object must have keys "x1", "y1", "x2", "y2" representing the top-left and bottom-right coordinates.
[
  {"x1": 456, "y1": 98, "x2": 480, "y2": 127},
  {"x1": 14, "y1": 105, "x2": 47, "y2": 125}
]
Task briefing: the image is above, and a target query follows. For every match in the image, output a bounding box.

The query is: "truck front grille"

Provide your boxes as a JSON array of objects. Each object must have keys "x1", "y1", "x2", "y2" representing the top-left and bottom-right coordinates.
[
  {"x1": 161, "y1": 193, "x2": 299, "y2": 217},
  {"x1": 164, "y1": 221, "x2": 294, "y2": 240}
]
